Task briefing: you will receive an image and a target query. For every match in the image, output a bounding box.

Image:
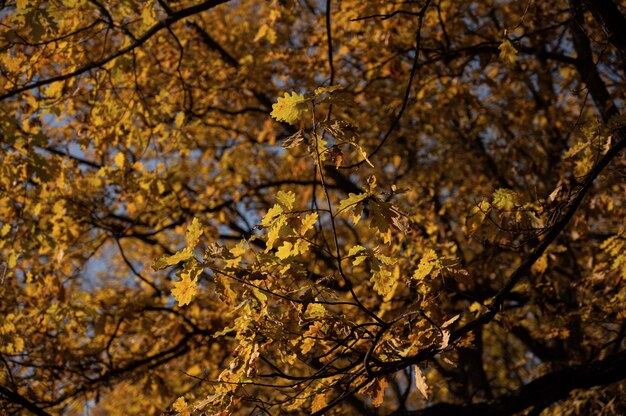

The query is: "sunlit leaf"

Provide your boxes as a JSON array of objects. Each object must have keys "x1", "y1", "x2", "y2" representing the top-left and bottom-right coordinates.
[{"x1": 270, "y1": 92, "x2": 309, "y2": 125}]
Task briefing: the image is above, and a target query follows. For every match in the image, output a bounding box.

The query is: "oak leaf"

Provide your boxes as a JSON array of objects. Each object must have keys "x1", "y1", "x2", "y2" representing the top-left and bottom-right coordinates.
[{"x1": 270, "y1": 92, "x2": 309, "y2": 125}]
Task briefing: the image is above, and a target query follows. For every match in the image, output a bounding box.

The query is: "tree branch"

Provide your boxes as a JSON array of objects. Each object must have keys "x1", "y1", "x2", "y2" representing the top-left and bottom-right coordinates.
[
  {"x1": 582, "y1": 0, "x2": 626, "y2": 58},
  {"x1": 399, "y1": 348, "x2": 626, "y2": 416},
  {"x1": 0, "y1": 0, "x2": 230, "y2": 101},
  {"x1": 570, "y1": 0, "x2": 618, "y2": 122},
  {"x1": 0, "y1": 385, "x2": 51, "y2": 416}
]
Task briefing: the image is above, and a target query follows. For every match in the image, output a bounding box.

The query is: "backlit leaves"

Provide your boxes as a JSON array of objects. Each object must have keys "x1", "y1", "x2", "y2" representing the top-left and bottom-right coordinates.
[
  {"x1": 413, "y1": 249, "x2": 459, "y2": 281},
  {"x1": 300, "y1": 212, "x2": 318, "y2": 234},
  {"x1": 152, "y1": 250, "x2": 193, "y2": 270},
  {"x1": 492, "y1": 188, "x2": 519, "y2": 211},
  {"x1": 336, "y1": 192, "x2": 368, "y2": 214},
  {"x1": 2, "y1": 1, "x2": 625, "y2": 415},
  {"x1": 600, "y1": 231, "x2": 626, "y2": 279},
  {"x1": 270, "y1": 92, "x2": 309, "y2": 125},
  {"x1": 413, "y1": 249, "x2": 441, "y2": 280},
  {"x1": 153, "y1": 218, "x2": 203, "y2": 270},
  {"x1": 276, "y1": 190, "x2": 296, "y2": 210},
  {"x1": 173, "y1": 397, "x2": 192, "y2": 416},
  {"x1": 171, "y1": 260, "x2": 202, "y2": 307},
  {"x1": 276, "y1": 241, "x2": 294, "y2": 259}
]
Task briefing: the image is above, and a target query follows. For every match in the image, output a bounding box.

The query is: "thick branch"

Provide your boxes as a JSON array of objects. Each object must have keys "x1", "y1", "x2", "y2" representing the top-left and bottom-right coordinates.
[
  {"x1": 400, "y1": 349, "x2": 626, "y2": 416},
  {"x1": 0, "y1": 385, "x2": 51, "y2": 416},
  {"x1": 446, "y1": 4, "x2": 625, "y2": 344},
  {"x1": 582, "y1": 0, "x2": 626, "y2": 58},
  {"x1": 452, "y1": 125, "x2": 626, "y2": 343},
  {"x1": 570, "y1": 0, "x2": 618, "y2": 121}
]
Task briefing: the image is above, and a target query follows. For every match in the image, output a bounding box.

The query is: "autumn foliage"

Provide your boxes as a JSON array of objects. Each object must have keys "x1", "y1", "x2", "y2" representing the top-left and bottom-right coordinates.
[{"x1": 2, "y1": 0, "x2": 626, "y2": 415}]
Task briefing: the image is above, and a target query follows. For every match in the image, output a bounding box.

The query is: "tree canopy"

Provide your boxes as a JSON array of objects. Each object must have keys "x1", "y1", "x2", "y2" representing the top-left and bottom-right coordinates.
[{"x1": 2, "y1": 0, "x2": 626, "y2": 415}]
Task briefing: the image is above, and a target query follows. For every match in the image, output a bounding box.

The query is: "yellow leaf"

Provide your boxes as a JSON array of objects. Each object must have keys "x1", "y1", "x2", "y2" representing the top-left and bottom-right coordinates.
[
  {"x1": 300, "y1": 212, "x2": 318, "y2": 234},
  {"x1": 185, "y1": 217, "x2": 203, "y2": 249},
  {"x1": 466, "y1": 200, "x2": 491, "y2": 233},
  {"x1": 305, "y1": 303, "x2": 326, "y2": 319},
  {"x1": 265, "y1": 216, "x2": 287, "y2": 252},
  {"x1": 276, "y1": 190, "x2": 296, "y2": 210},
  {"x1": 492, "y1": 188, "x2": 519, "y2": 211},
  {"x1": 413, "y1": 249, "x2": 440, "y2": 280},
  {"x1": 45, "y1": 81, "x2": 63, "y2": 98},
  {"x1": 311, "y1": 391, "x2": 329, "y2": 412},
  {"x1": 301, "y1": 322, "x2": 323, "y2": 354},
  {"x1": 114, "y1": 152, "x2": 125, "y2": 168},
  {"x1": 313, "y1": 135, "x2": 328, "y2": 164},
  {"x1": 348, "y1": 244, "x2": 367, "y2": 266},
  {"x1": 141, "y1": 1, "x2": 157, "y2": 27},
  {"x1": 336, "y1": 193, "x2": 368, "y2": 214},
  {"x1": 171, "y1": 261, "x2": 201, "y2": 306},
  {"x1": 225, "y1": 240, "x2": 246, "y2": 267},
  {"x1": 270, "y1": 92, "x2": 309, "y2": 125},
  {"x1": 254, "y1": 24, "x2": 276, "y2": 43},
  {"x1": 314, "y1": 85, "x2": 353, "y2": 106},
  {"x1": 229, "y1": 241, "x2": 246, "y2": 258},
  {"x1": 153, "y1": 248, "x2": 193, "y2": 270},
  {"x1": 371, "y1": 269, "x2": 395, "y2": 296},
  {"x1": 469, "y1": 301, "x2": 483, "y2": 313},
  {"x1": 301, "y1": 337, "x2": 315, "y2": 355},
  {"x1": 261, "y1": 204, "x2": 283, "y2": 227},
  {"x1": 276, "y1": 241, "x2": 294, "y2": 259},
  {"x1": 172, "y1": 397, "x2": 192, "y2": 416},
  {"x1": 174, "y1": 112, "x2": 185, "y2": 128},
  {"x1": 314, "y1": 85, "x2": 344, "y2": 96},
  {"x1": 8, "y1": 252, "x2": 18, "y2": 268},
  {"x1": 347, "y1": 245, "x2": 365, "y2": 258},
  {"x1": 499, "y1": 38, "x2": 517, "y2": 65},
  {"x1": 294, "y1": 238, "x2": 310, "y2": 255}
]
